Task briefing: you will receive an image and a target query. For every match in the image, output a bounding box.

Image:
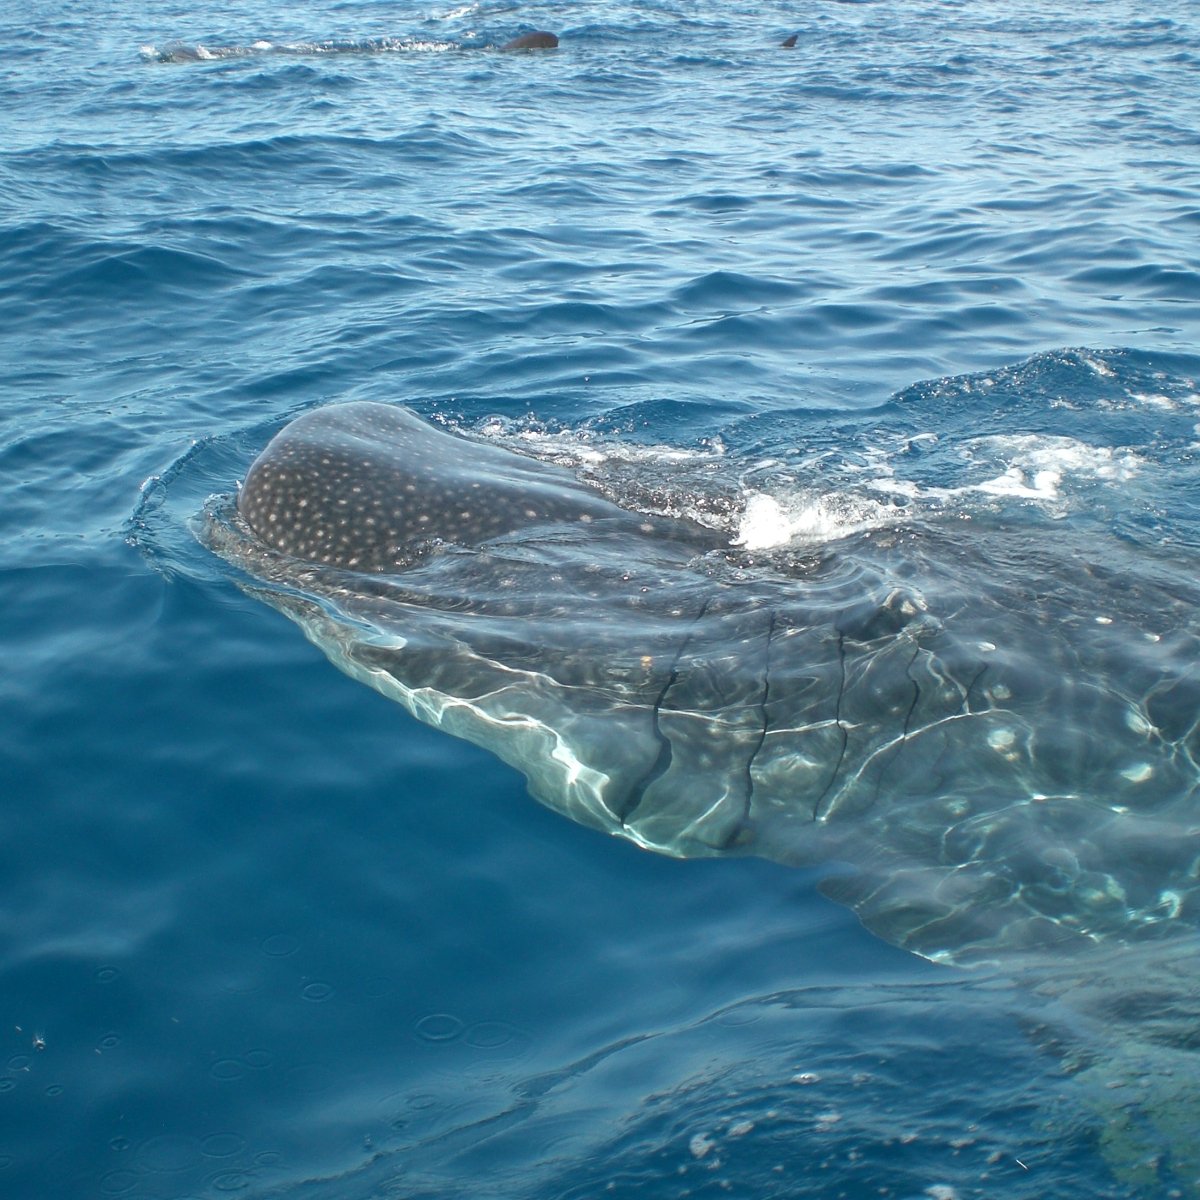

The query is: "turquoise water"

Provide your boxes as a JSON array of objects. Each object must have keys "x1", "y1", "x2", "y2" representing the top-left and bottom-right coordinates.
[{"x1": 3, "y1": 1, "x2": 1200, "y2": 1196}]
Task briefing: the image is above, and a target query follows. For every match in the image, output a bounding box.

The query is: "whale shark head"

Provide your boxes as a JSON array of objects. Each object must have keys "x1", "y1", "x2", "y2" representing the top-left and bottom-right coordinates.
[{"x1": 236, "y1": 401, "x2": 685, "y2": 572}]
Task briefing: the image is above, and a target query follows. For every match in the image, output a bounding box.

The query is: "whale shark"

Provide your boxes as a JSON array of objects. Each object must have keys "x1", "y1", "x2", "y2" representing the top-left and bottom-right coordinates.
[
  {"x1": 500, "y1": 32, "x2": 558, "y2": 51},
  {"x1": 202, "y1": 398, "x2": 1200, "y2": 967},
  {"x1": 144, "y1": 31, "x2": 559, "y2": 63}
]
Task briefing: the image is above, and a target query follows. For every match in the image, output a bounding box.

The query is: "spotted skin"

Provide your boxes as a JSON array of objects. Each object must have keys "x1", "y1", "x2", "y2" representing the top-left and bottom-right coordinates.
[{"x1": 238, "y1": 401, "x2": 659, "y2": 571}]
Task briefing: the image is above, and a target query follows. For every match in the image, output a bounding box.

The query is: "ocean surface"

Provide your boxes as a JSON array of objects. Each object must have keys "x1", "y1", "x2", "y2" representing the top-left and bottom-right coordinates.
[{"x1": 3, "y1": 1, "x2": 1200, "y2": 1197}]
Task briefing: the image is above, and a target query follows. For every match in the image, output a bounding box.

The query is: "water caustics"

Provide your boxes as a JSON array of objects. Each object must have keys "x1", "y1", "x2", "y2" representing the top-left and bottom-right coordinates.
[{"x1": 198, "y1": 349, "x2": 1200, "y2": 968}]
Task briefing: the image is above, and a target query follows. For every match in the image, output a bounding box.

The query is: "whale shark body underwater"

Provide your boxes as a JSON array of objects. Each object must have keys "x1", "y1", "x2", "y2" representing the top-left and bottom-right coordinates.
[{"x1": 201, "y1": 397, "x2": 1200, "y2": 968}]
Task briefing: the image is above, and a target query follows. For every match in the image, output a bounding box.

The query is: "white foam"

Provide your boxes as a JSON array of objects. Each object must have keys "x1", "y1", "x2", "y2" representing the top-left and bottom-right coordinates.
[
  {"x1": 974, "y1": 464, "x2": 1065, "y2": 501},
  {"x1": 432, "y1": 3, "x2": 480, "y2": 19},
  {"x1": 973, "y1": 435, "x2": 1139, "y2": 499},
  {"x1": 733, "y1": 490, "x2": 894, "y2": 550},
  {"x1": 925, "y1": 1187, "x2": 960, "y2": 1200},
  {"x1": 868, "y1": 434, "x2": 1141, "y2": 514},
  {"x1": 1129, "y1": 391, "x2": 1176, "y2": 411},
  {"x1": 734, "y1": 493, "x2": 789, "y2": 549}
]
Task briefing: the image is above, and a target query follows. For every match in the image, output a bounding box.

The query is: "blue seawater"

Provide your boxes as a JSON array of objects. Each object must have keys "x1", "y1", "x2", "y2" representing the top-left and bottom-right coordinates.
[{"x1": 2, "y1": 1, "x2": 1200, "y2": 1197}]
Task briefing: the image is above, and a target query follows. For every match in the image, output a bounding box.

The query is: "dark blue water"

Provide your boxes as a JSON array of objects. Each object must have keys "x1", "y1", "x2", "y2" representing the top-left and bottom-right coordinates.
[{"x1": 3, "y1": 1, "x2": 1200, "y2": 1196}]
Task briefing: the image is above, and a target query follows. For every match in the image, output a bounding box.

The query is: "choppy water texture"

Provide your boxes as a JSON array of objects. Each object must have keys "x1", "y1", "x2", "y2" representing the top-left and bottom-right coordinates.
[{"x1": 3, "y1": 1, "x2": 1200, "y2": 1197}]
